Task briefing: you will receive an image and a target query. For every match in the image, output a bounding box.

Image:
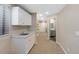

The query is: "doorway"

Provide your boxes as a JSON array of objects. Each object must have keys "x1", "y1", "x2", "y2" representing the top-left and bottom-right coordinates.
[
  {"x1": 47, "y1": 16, "x2": 56, "y2": 41},
  {"x1": 38, "y1": 21, "x2": 47, "y2": 33}
]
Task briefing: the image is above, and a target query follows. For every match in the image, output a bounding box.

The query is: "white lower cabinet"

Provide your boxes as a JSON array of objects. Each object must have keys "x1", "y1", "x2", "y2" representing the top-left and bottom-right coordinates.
[
  {"x1": 12, "y1": 33, "x2": 35, "y2": 54},
  {"x1": 25, "y1": 35, "x2": 35, "y2": 53}
]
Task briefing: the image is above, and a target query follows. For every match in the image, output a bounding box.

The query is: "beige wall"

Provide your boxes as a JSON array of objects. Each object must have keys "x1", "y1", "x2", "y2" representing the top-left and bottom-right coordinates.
[
  {"x1": 10, "y1": 26, "x2": 30, "y2": 35},
  {"x1": 31, "y1": 13, "x2": 37, "y2": 31},
  {"x1": 57, "y1": 5, "x2": 79, "y2": 53},
  {"x1": 39, "y1": 22, "x2": 47, "y2": 32}
]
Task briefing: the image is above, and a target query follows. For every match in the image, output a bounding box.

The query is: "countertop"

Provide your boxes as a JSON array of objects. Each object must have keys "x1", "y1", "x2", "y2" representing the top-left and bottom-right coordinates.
[{"x1": 11, "y1": 31, "x2": 35, "y2": 38}]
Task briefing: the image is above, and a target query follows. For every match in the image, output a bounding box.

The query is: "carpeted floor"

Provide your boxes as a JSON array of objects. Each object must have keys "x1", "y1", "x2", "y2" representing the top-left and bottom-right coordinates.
[{"x1": 29, "y1": 32, "x2": 64, "y2": 54}]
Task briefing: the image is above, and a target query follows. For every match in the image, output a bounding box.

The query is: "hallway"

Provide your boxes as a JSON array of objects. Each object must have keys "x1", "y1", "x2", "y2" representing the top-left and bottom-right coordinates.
[{"x1": 29, "y1": 32, "x2": 64, "y2": 54}]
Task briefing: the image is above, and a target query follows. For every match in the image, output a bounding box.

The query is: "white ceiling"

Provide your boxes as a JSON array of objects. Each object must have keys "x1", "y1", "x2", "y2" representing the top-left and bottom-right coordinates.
[{"x1": 20, "y1": 4, "x2": 66, "y2": 21}]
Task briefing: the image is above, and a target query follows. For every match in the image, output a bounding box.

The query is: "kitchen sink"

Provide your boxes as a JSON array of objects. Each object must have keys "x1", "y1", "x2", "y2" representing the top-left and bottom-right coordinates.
[{"x1": 20, "y1": 33, "x2": 29, "y2": 35}]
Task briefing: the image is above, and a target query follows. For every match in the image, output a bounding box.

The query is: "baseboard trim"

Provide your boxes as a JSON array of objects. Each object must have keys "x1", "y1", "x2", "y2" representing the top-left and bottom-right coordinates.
[{"x1": 56, "y1": 41, "x2": 67, "y2": 54}]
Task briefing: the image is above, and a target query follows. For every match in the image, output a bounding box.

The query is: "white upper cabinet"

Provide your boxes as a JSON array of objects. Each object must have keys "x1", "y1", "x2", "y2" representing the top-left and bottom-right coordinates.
[{"x1": 12, "y1": 7, "x2": 32, "y2": 25}]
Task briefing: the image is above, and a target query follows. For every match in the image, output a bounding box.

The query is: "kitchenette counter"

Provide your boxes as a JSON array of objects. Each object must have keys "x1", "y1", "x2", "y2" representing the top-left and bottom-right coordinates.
[
  {"x1": 11, "y1": 31, "x2": 35, "y2": 38},
  {"x1": 11, "y1": 31, "x2": 36, "y2": 54}
]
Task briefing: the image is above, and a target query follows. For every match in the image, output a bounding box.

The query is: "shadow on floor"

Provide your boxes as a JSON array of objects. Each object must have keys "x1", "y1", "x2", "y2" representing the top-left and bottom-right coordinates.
[{"x1": 50, "y1": 36, "x2": 56, "y2": 41}]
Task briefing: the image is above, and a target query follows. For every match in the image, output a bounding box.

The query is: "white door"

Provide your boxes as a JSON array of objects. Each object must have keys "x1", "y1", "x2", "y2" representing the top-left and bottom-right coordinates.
[{"x1": 39, "y1": 22, "x2": 47, "y2": 32}]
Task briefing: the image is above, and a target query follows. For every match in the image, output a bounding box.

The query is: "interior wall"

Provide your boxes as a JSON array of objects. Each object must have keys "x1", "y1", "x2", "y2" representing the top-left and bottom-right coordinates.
[
  {"x1": 39, "y1": 21, "x2": 47, "y2": 32},
  {"x1": 56, "y1": 4, "x2": 79, "y2": 53},
  {"x1": 10, "y1": 26, "x2": 30, "y2": 35},
  {"x1": 30, "y1": 13, "x2": 37, "y2": 31}
]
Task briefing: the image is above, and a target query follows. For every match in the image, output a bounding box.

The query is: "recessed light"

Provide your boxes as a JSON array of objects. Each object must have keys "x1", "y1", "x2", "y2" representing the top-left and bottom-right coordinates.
[
  {"x1": 41, "y1": 17, "x2": 44, "y2": 20},
  {"x1": 39, "y1": 14, "x2": 43, "y2": 17}
]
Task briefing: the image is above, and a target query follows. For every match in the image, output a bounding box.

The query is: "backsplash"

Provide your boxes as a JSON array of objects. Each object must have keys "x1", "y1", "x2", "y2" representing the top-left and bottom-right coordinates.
[{"x1": 10, "y1": 26, "x2": 31, "y2": 35}]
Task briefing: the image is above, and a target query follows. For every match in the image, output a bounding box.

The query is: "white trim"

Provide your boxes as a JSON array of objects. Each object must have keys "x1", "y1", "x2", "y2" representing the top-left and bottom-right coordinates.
[{"x1": 56, "y1": 41, "x2": 67, "y2": 54}]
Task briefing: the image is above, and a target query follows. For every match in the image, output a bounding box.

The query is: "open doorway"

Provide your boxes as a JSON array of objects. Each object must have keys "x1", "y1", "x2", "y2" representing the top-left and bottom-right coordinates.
[{"x1": 47, "y1": 16, "x2": 56, "y2": 41}]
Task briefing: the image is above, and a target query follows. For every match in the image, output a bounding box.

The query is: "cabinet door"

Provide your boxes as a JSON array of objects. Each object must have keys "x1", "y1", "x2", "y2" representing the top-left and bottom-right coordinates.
[
  {"x1": 18, "y1": 7, "x2": 32, "y2": 25},
  {"x1": 25, "y1": 12, "x2": 32, "y2": 25},
  {"x1": 12, "y1": 37, "x2": 26, "y2": 54},
  {"x1": 25, "y1": 33, "x2": 36, "y2": 53},
  {"x1": 12, "y1": 7, "x2": 19, "y2": 25},
  {"x1": 29, "y1": 33, "x2": 35, "y2": 47},
  {"x1": 18, "y1": 7, "x2": 25, "y2": 25},
  {"x1": 25, "y1": 37, "x2": 32, "y2": 53},
  {"x1": 23, "y1": 10, "x2": 28, "y2": 25}
]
